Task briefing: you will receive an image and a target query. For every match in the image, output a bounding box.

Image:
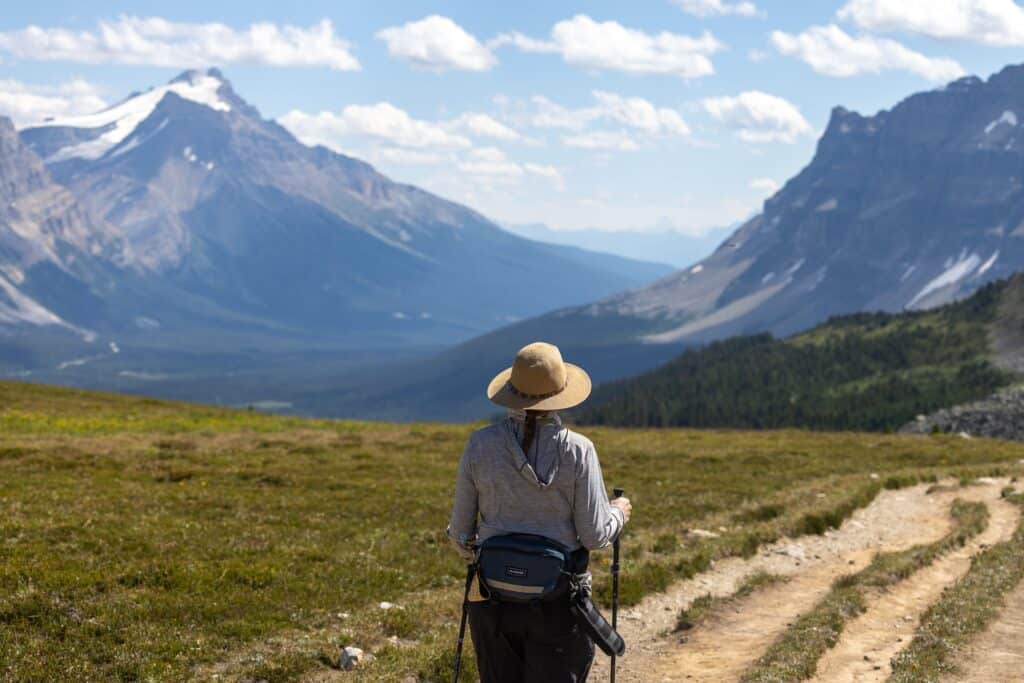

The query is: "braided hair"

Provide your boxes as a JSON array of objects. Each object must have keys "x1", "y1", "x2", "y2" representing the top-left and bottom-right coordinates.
[{"x1": 520, "y1": 410, "x2": 540, "y2": 460}]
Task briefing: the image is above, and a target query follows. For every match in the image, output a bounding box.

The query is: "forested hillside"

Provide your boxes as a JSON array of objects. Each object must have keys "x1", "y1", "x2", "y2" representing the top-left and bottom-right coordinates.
[{"x1": 577, "y1": 277, "x2": 1022, "y2": 431}]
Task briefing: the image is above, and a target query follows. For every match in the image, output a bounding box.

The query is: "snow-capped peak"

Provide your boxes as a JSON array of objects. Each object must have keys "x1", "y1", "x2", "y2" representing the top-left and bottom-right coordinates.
[{"x1": 30, "y1": 70, "x2": 231, "y2": 162}]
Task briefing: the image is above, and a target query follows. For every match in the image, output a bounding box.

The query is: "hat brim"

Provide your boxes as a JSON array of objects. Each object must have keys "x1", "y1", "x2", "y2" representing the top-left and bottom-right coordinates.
[{"x1": 487, "y1": 362, "x2": 592, "y2": 411}]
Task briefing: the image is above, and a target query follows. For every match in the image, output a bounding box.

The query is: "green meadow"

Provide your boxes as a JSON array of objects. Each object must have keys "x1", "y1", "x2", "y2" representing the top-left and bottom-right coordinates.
[{"x1": 2, "y1": 380, "x2": 1024, "y2": 681}]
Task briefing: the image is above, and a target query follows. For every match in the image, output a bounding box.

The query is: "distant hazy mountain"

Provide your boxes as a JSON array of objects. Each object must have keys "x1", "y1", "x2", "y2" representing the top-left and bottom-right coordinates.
[
  {"x1": 1, "y1": 69, "x2": 672, "y2": 381},
  {"x1": 305, "y1": 63, "x2": 1024, "y2": 421},
  {"x1": 502, "y1": 222, "x2": 733, "y2": 269}
]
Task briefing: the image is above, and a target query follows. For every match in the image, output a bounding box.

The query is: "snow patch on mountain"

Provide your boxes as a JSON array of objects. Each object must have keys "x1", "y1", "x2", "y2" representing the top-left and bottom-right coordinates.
[
  {"x1": 978, "y1": 250, "x2": 999, "y2": 276},
  {"x1": 32, "y1": 74, "x2": 229, "y2": 162},
  {"x1": 907, "y1": 252, "x2": 983, "y2": 308},
  {"x1": 985, "y1": 110, "x2": 1018, "y2": 135}
]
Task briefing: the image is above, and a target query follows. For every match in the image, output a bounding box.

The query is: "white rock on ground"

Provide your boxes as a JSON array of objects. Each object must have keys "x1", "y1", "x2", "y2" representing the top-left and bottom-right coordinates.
[
  {"x1": 688, "y1": 529, "x2": 720, "y2": 539},
  {"x1": 340, "y1": 646, "x2": 374, "y2": 671}
]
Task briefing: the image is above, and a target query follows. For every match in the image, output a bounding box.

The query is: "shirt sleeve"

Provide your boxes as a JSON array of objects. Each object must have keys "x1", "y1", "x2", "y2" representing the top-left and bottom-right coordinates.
[
  {"x1": 573, "y1": 441, "x2": 624, "y2": 550},
  {"x1": 446, "y1": 436, "x2": 479, "y2": 561}
]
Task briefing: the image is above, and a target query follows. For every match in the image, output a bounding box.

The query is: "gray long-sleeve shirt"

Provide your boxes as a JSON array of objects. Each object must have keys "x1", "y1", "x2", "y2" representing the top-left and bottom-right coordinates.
[{"x1": 447, "y1": 411, "x2": 624, "y2": 561}]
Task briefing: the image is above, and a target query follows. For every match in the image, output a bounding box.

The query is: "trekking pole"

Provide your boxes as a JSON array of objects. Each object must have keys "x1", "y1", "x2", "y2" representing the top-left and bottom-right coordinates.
[
  {"x1": 452, "y1": 563, "x2": 475, "y2": 683},
  {"x1": 611, "y1": 487, "x2": 624, "y2": 683}
]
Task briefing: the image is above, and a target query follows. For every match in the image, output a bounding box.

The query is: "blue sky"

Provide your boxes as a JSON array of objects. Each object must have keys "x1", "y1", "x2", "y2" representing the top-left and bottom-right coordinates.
[{"x1": 3, "y1": 1, "x2": 1024, "y2": 237}]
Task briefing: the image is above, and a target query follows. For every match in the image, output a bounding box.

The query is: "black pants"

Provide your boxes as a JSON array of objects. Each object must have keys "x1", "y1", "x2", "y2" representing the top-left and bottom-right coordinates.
[{"x1": 468, "y1": 597, "x2": 595, "y2": 683}]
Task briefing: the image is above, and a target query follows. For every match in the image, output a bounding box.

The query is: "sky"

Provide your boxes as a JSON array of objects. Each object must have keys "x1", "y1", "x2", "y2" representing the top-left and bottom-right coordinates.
[{"x1": 2, "y1": 1, "x2": 1024, "y2": 238}]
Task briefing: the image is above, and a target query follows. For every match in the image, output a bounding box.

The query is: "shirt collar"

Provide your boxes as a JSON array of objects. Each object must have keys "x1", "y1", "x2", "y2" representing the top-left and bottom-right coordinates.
[{"x1": 507, "y1": 409, "x2": 562, "y2": 426}]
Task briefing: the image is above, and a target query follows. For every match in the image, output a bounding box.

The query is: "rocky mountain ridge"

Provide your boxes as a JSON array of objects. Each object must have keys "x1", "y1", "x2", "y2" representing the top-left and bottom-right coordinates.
[{"x1": 1, "y1": 70, "x2": 669, "y2": 369}]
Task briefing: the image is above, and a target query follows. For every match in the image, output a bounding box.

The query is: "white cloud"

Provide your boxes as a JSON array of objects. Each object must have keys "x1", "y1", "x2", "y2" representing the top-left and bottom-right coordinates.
[
  {"x1": 526, "y1": 91, "x2": 691, "y2": 143},
  {"x1": 0, "y1": 17, "x2": 359, "y2": 70},
  {"x1": 771, "y1": 24, "x2": 964, "y2": 81},
  {"x1": 750, "y1": 177, "x2": 780, "y2": 193},
  {"x1": 455, "y1": 149, "x2": 564, "y2": 189},
  {"x1": 0, "y1": 79, "x2": 107, "y2": 127},
  {"x1": 376, "y1": 15, "x2": 495, "y2": 71},
  {"x1": 702, "y1": 91, "x2": 813, "y2": 144},
  {"x1": 563, "y1": 130, "x2": 641, "y2": 151},
  {"x1": 524, "y1": 163, "x2": 566, "y2": 191},
  {"x1": 457, "y1": 146, "x2": 523, "y2": 180},
  {"x1": 838, "y1": 0, "x2": 1024, "y2": 46},
  {"x1": 529, "y1": 95, "x2": 598, "y2": 131},
  {"x1": 673, "y1": 0, "x2": 760, "y2": 18},
  {"x1": 448, "y1": 112, "x2": 522, "y2": 141},
  {"x1": 491, "y1": 14, "x2": 723, "y2": 78},
  {"x1": 748, "y1": 49, "x2": 770, "y2": 62},
  {"x1": 278, "y1": 102, "x2": 471, "y2": 153},
  {"x1": 592, "y1": 91, "x2": 691, "y2": 136}
]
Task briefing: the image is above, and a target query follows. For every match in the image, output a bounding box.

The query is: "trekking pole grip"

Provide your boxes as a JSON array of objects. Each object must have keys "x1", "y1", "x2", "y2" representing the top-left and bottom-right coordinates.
[{"x1": 613, "y1": 487, "x2": 624, "y2": 499}]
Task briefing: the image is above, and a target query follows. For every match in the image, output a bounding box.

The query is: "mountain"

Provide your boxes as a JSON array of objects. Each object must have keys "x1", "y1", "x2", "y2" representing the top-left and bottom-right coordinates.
[
  {"x1": 1, "y1": 69, "x2": 671, "y2": 388},
  {"x1": 0, "y1": 116, "x2": 128, "y2": 343},
  {"x1": 304, "y1": 63, "x2": 1024, "y2": 421},
  {"x1": 577, "y1": 276, "x2": 1023, "y2": 431},
  {"x1": 502, "y1": 221, "x2": 733, "y2": 269}
]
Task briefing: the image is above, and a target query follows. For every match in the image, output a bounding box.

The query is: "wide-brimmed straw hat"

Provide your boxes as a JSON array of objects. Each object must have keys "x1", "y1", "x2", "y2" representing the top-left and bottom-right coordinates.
[{"x1": 487, "y1": 342, "x2": 592, "y2": 411}]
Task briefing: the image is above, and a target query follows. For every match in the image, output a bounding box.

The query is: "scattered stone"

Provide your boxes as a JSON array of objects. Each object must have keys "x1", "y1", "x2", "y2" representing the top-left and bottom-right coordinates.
[
  {"x1": 776, "y1": 545, "x2": 806, "y2": 560},
  {"x1": 340, "y1": 646, "x2": 374, "y2": 671},
  {"x1": 401, "y1": 676, "x2": 419, "y2": 683},
  {"x1": 337, "y1": 612, "x2": 350, "y2": 619},
  {"x1": 870, "y1": 473, "x2": 880, "y2": 480},
  {"x1": 958, "y1": 431, "x2": 973, "y2": 440},
  {"x1": 688, "y1": 529, "x2": 720, "y2": 539},
  {"x1": 379, "y1": 601, "x2": 395, "y2": 610},
  {"x1": 977, "y1": 477, "x2": 1002, "y2": 485}
]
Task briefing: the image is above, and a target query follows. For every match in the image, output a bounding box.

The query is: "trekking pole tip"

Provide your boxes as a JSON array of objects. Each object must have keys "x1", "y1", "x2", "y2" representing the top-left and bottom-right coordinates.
[{"x1": 613, "y1": 487, "x2": 624, "y2": 498}]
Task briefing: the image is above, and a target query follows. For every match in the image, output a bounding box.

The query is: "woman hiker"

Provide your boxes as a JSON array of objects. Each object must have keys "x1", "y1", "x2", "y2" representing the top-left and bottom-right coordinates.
[{"x1": 447, "y1": 341, "x2": 633, "y2": 682}]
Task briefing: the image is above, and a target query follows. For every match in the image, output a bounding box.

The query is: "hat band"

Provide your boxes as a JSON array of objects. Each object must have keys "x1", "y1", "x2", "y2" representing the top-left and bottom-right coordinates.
[{"x1": 507, "y1": 378, "x2": 568, "y2": 401}]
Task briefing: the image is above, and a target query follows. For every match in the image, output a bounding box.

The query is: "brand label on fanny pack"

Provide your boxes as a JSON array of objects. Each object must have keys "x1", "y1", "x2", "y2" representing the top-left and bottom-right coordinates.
[{"x1": 505, "y1": 565, "x2": 528, "y2": 578}]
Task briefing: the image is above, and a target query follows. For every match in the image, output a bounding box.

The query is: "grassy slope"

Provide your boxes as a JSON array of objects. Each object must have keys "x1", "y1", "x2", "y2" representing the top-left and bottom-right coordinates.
[
  {"x1": 579, "y1": 278, "x2": 1021, "y2": 432},
  {"x1": 2, "y1": 381, "x2": 1024, "y2": 681}
]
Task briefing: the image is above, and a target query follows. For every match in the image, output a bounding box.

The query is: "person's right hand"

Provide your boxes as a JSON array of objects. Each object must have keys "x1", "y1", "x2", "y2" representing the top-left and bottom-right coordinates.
[{"x1": 611, "y1": 496, "x2": 632, "y2": 524}]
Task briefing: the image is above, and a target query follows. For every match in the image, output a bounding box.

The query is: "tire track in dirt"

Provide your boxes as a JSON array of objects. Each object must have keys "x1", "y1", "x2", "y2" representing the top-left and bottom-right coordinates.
[
  {"x1": 951, "y1": 580, "x2": 1024, "y2": 682},
  {"x1": 809, "y1": 482, "x2": 1020, "y2": 683},
  {"x1": 590, "y1": 482, "x2": 969, "y2": 683},
  {"x1": 943, "y1": 481, "x2": 1024, "y2": 683}
]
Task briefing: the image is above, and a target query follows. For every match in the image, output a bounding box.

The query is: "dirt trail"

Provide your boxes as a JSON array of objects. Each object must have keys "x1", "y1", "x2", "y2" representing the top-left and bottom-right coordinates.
[
  {"x1": 809, "y1": 483, "x2": 1020, "y2": 683},
  {"x1": 952, "y1": 580, "x2": 1024, "y2": 682},
  {"x1": 590, "y1": 482, "x2": 973, "y2": 683},
  {"x1": 942, "y1": 481, "x2": 1024, "y2": 683}
]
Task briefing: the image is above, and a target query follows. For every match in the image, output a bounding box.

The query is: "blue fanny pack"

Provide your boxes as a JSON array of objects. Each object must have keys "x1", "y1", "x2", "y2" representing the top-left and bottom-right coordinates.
[
  {"x1": 474, "y1": 533, "x2": 625, "y2": 656},
  {"x1": 475, "y1": 533, "x2": 584, "y2": 603}
]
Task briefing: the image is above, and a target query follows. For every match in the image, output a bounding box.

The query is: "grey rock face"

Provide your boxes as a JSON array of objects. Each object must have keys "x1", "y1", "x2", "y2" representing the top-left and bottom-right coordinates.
[
  {"x1": 900, "y1": 385, "x2": 1024, "y2": 440},
  {"x1": 574, "y1": 63, "x2": 1024, "y2": 347}
]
